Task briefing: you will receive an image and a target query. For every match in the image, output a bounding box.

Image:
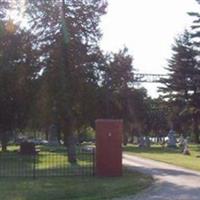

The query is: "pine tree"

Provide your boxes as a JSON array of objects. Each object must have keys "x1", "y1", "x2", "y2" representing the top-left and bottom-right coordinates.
[
  {"x1": 188, "y1": 0, "x2": 200, "y2": 47},
  {"x1": 25, "y1": 0, "x2": 107, "y2": 162},
  {"x1": 160, "y1": 30, "x2": 200, "y2": 142}
]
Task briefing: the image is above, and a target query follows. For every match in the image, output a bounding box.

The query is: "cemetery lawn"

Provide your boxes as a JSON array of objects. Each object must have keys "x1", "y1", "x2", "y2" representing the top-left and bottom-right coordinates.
[
  {"x1": 0, "y1": 172, "x2": 152, "y2": 200},
  {"x1": 124, "y1": 144, "x2": 200, "y2": 171}
]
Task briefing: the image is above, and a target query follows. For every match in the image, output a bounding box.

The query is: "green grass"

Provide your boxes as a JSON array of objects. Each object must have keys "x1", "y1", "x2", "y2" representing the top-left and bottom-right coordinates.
[
  {"x1": 0, "y1": 145, "x2": 153, "y2": 199},
  {"x1": 124, "y1": 144, "x2": 200, "y2": 171},
  {"x1": 0, "y1": 172, "x2": 152, "y2": 200},
  {"x1": 0, "y1": 145, "x2": 93, "y2": 176}
]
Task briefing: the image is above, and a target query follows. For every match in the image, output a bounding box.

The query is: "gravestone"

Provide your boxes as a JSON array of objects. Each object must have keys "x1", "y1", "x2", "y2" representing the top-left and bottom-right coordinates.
[
  {"x1": 138, "y1": 136, "x2": 151, "y2": 148},
  {"x1": 138, "y1": 136, "x2": 145, "y2": 148},
  {"x1": 20, "y1": 141, "x2": 37, "y2": 155},
  {"x1": 179, "y1": 134, "x2": 185, "y2": 151},
  {"x1": 167, "y1": 129, "x2": 177, "y2": 148},
  {"x1": 48, "y1": 124, "x2": 59, "y2": 145},
  {"x1": 144, "y1": 136, "x2": 151, "y2": 148},
  {"x1": 183, "y1": 138, "x2": 190, "y2": 155}
]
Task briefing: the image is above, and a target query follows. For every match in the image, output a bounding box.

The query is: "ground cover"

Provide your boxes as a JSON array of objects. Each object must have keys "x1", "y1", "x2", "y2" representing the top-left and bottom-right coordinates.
[
  {"x1": 0, "y1": 171, "x2": 152, "y2": 200},
  {"x1": 0, "y1": 145, "x2": 153, "y2": 199},
  {"x1": 124, "y1": 144, "x2": 200, "y2": 171},
  {"x1": 0, "y1": 145, "x2": 93, "y2": 177}
]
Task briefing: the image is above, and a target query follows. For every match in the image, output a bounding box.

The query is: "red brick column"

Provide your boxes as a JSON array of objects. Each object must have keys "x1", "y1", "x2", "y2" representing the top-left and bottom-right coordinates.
[{"x1": 95, "y1": 119, "x2": 123, "y2": 177}]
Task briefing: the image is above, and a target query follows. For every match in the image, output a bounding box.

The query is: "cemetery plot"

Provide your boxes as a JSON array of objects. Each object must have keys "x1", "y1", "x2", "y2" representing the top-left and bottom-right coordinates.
[{"x1": 0, "y1": 145, "x2": 95, "y2": 178}]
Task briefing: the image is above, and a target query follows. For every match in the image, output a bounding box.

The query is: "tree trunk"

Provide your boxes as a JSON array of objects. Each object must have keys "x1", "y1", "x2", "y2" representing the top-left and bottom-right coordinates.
[
  {"x1": 56, "y1": 123, "x2": 61, "y2": 145},
  {"x1": 63, "y1": 120, "x2": 77, "y2": 164},
  {"x1": 2, "y1": 144, "x2": 7, "y2": 152},
  {"x1": 45, "y1": 127, "x2": 48, "y2": 141},
  {"x1": 66, "y1": 134, "x2": 77, "y2": 163},
  {"x1": 129, "y1": 133, "x2": 134, "y2": 144},
  {"x1": 1, "y1": 133, "x2": 8, "y2": 152},
  {"x1": 193, "y1": 115, "x2": 199, "y2": 144},
  {"x1": 123, "y1": 132, "x2": 128, "y2": 146}
]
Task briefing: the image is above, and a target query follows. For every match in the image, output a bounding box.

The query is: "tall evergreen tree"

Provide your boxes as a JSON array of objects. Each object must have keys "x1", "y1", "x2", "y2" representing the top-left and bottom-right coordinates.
[
  {"x1": 24, "y1": 0, "x2": 107, "y2": 162},
  {"x1": 160, "y1": 30, "x2": 200, "y2": 142},
  {"x1": 188, "y1": 0, "x2": 200, "y2": 48}
]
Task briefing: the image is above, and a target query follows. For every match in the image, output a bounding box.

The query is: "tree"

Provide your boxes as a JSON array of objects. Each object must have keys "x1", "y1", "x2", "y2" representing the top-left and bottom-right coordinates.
[
  {"x1": 188, "y1": 0, "x2": 200, "y2": 48},
  {"x1": 144, "y1": 97, "x2": 168, "y2": 137},
  {"x1": 0, "y1": 19, "x2": 39, "y2": 151},
  {"x1": 24, "y1": 0, "x2": 107, "y2": 162},
  {"x1": 99, "y1": 48, "x2": 151, "y2": 144},
  {"x1": 0, "y1": 1, "x2": 9, "y2": 19},
  {"x1": 100, "y1": 47, "x2": 134, "y2": 117},
  {"x1": 159, "y1": 30, "x2": 200, "y2": 142}
]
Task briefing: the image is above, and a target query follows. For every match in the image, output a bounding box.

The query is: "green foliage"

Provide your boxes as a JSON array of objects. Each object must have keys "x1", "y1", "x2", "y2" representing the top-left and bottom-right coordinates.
[
  {"x1": 144, "y1": 97, "x2": 168, "y2": 134},
  {"x1": 0, "y1": 1, "x2": 154, "y2": 150},
  {"x1": 25, "y1": 0, "x2": 108, "y2": 137},
  {"x1": 78, "y1": 127, "x2": 95, "y2": 143},
  {"x1": 0, "y1": 18, "x2": 39, "y2": 150},
  {"x1": 160, "y1": 30, "x2": 199, "y2": 98},
  {"x1": 159, "y1": 30, "x2": 200, "y2": 142},
  {"x1": 102, "y1": 47, "x2": 134, "y2": 91},
  {"x1": 188, "y1": 1, "x2": 200, "y2": 45}
]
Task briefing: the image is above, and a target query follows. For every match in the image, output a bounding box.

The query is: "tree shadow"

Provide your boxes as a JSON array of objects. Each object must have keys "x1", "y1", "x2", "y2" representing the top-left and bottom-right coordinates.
[
  {"x1": 0, "y1": 145, "x2": 94, "y2": 177},
  {"x1": 34, "y1": 152, "x2": 94, "y2": 177},
  {"x1": 0, "y1": 151, "x2": 35, "y2": 177}
]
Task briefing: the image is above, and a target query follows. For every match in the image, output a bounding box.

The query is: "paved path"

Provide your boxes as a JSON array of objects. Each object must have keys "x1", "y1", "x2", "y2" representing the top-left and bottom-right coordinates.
[{"x1": 121, "y1": 154, "x2": 200, "y2": 200}]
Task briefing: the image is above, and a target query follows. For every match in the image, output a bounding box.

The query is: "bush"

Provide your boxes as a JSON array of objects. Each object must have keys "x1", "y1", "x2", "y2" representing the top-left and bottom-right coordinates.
[{"x1": 78, "y1": 127, "x2": 95, "y2": 143}]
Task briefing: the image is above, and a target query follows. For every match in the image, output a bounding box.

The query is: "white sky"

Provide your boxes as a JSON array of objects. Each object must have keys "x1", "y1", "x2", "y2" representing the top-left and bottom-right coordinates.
[{"x1": 100, "y1": 0, "x2": 200, "y2": 97}]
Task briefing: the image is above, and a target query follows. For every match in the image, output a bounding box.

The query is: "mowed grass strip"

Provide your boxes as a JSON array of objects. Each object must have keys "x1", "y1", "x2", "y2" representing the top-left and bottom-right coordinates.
[
  {"x1": 0, "y1": 172, "x2": 152, "y2": 200},
  {"x1": 124, "y1": 144, "x2": 200, "y2": 171}
]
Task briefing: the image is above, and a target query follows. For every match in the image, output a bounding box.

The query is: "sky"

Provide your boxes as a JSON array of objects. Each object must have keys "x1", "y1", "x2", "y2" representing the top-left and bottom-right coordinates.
[{"x1": 100, "y1": 0, "x2": 200, "y2": 98}]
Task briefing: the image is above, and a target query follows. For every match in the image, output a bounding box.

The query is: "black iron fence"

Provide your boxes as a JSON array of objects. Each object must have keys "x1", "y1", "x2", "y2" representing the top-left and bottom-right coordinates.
[{"x1": 0, "y1": 146, "x2": 95, "y2": 178}]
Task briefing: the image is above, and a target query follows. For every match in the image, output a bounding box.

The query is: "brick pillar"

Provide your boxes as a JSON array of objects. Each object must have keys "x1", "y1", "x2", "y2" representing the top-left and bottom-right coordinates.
[{"x1": 95, "y1": 119, "x2": 123, "y2": 177}]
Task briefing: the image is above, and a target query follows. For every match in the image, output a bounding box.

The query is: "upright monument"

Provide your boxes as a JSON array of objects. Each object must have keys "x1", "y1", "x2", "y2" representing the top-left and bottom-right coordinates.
[
  {"x1": 48, "y1": 124, "x2": 59, "y2": 145},
  {"x1": 167, "y1": 129, "x2": 177, "y2": 148}
]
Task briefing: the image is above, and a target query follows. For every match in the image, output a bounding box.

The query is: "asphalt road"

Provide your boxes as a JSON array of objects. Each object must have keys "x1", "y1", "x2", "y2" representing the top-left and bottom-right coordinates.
[{"x1": 120, "y1": 154, "x2": 200, "y2": 200}]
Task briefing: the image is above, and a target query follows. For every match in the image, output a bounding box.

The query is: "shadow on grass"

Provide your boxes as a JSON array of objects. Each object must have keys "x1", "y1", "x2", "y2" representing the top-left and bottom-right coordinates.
[
  {"x1": 39, "y1": 145, "x2": 67, "y2": 153},
  {"x1": 0, "y1": 148, "x2": 94, "y2": 177},
  {"x1": 0, "y1": 152, "x2": 35, "y2": 177},
  {"x1": 0, "y1": 171, "x2": 153, "y2": 200},
  {"x1": 35, "y1": 163, "x2": 93, "y2": 177}
]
